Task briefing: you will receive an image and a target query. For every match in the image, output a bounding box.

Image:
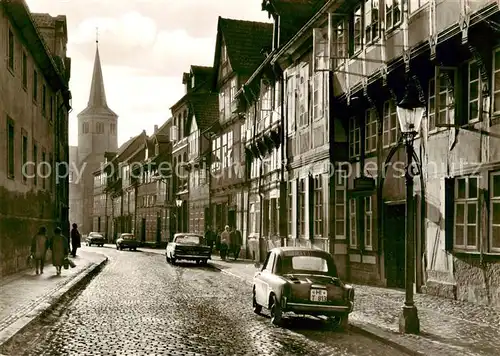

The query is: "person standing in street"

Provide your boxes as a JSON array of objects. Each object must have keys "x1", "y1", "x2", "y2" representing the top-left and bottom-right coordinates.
[
  {"x1": 31, "y1": 226, "x2": 49, "y2": 275},
  {"x1": 50, "y1": 227, "x2": 69, "y2": 275},
  {"x1": 204, "y1": 225, "x2": 215, "y2": 253},
  {"x1": 233, "y1": 229, "x2": 242, "y2": 261},
  {"x1": 70, "y1": 223, "x2": 81, "y2": 257},
  {"x1": 220, "y1": 225, "x2": 230, "y2": 261},
  {"x1": 229, "y1": 227, "x2": 236, "y2": 260}
]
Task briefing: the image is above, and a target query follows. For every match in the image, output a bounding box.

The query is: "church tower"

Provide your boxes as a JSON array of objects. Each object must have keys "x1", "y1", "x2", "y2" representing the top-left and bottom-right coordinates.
[{"x1": 77, "y1": 38, "x2": 118, "y2": 163}]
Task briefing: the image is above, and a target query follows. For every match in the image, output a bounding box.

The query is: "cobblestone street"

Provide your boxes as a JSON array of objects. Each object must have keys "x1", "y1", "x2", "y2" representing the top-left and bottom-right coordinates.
[{"x1": 1, "y1": 247, "x2": 402, "y2": 356}]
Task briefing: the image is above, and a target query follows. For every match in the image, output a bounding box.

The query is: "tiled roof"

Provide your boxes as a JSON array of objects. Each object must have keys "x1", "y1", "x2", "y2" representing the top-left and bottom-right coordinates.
[
  {"x1": 155, "y1": 134, "x2": 170, "y2": 144},
  {"x1": 268, "y1": 0, "x2": 323, "y2": 43},
  {"x1": 188, "y1": 93, "x2": 219, "y2": 132},
  {"x1": 191, "y1": 65, "x2": 212, "y2": 77},
  {"x1": 219, "y1": 17, "x2": 273, "y2": 74},
  {"x1": 31, "y1": 13, "x2": 56, "y2": 27}
]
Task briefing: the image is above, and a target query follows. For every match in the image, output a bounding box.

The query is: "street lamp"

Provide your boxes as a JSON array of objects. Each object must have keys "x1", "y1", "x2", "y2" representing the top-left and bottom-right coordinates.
[
  {"x1": 175, "y1": 199, "x2": 183, "y2": 207},
  {"x1": 396, "y1": 78, "x2": 424, "y2": 335},
  {"x1": 175, "y1": 199, "x2": 183, "y2": 233}
]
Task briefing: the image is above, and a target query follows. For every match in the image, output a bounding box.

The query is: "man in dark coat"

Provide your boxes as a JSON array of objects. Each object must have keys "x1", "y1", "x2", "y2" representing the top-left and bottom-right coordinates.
[
  {"x1": 204, "y1": 225, "x2": 215, "y2": 253},
  {"x1": 232, "y1": 229, "x2": 243, "y2": 261},
  {"x1": 70, "y1": 223, "x2": 81, "y2": 257}
]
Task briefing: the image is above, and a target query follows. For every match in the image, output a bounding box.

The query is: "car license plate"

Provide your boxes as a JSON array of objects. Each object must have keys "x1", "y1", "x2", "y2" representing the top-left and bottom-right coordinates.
[{"x1": 310, "y1": 288, "x2": 327, "y2": 302}]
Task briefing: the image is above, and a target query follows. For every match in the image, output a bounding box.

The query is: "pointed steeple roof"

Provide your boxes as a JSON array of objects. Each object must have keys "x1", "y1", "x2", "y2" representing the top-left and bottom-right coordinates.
[{"x1": 78, "y1": 42, "x2": 118, "y2": 118}]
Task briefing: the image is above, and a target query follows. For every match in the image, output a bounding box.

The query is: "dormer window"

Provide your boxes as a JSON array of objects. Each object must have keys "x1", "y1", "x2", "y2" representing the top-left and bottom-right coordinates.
[
  {"x1": 145, "y1": 147, "x2": 149, "y2": 160},
  {"x1": 191, "y1": 75, "x2": 195, "y2": 89}
]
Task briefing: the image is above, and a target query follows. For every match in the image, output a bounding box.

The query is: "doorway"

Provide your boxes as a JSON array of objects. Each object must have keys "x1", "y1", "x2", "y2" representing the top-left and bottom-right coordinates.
[
  {"x1": 141, "y1": 218, "x2": 146, "y2": 243},
  {"x1": 384, "y1": 203, "x2": 406, "y2": 289},
  {"x1": 156, "y1": 213, "x2": 162, "y2": 245},
  {"x1": 228, "y1": 208, "x2": 236, "y2": 229}
]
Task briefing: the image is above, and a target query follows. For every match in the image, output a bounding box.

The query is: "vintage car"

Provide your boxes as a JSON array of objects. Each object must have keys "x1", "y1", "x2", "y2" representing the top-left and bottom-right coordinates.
[
  {"x1": 86, "y1": 232, "x2": 106, "y2": 247},
  {"x1": 116, "y1": 233, "x2": 138, "y2": 251},
  {"x1": 252, "y1": 247, "x2": 354, "y2": 329},
  {"x1": 166, "y1": 233, "x2": 211, "y2": 265}
]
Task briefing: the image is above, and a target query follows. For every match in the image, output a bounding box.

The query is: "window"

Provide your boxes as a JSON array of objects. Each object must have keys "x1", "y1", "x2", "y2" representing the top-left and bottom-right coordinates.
[
  {"x1": 22, "y1": 52, "x2": 27, "y2": 88},
  {"x1": 313, "y1": 177, "x2": 323, "y2": 236},
  {"x1": 82, "y1": 122, "x2": 89, "y2": 134},
  {"x1": 364, "y1": 0, "x2": 379, "y2": 45},
  {"x1": 33, "y1": 70, "x2": 38, "y2": 102},
  {"x1": 220, "y1": 43, "x2": 229, "y2": 77},
  {"x1": 261, "y1": 83, "x2": 272, "y2": 118},
  {"x1": 7, "y1": 119, "x2": 14, "y2": 178},
  {"x1": 365, "y1": 108, "x2": 377, "y2": 153},
  {"x1": 42, "y1": 85, "x2": 47, "y2": 116},
  {"x1": 490, "y1": 172, "x2": 500, "y2": 251},
  {"x1": 298, "y1": 63, "x2": 309, "y2": 127},
  {"x1": 219, "y1": 91, "x2": 225, "y2": 119},
  {"x1": 364, "y1": 196, "x2": 373, "y2": 250},
  {"x1": 349, "y1": 199, "x2": 357, "y2": 248},
  {"x1": 42, "y1": 150, "x2": 46, "y2": 189},
  {"x1": 287, "y1": 181, "x2": 293, "y2": 236},
  {"x1": 250, "y1": 203, "x2": 256, "y2": 233},
  {"x1": 312, "y1": 73, "x2": 324, "y2": 120},
  {"x1": 230, "y1": 77, "x2": 237, "y2": 102},
  {"x1": 49, "y1": 96, "x2": 54, "y2": 121},
  {"x1": 33, "y1": 144, "x2": 38, "y2": 186},
  {"x1": 493, "y1": 49, "x2": 500, "y2": 115},
  {"x1": 298, "y1": 179, "x2": 306, "y2": 236},
  {"x1": 386, "y1": 0, "x2": 401, "y2": 31},
  {"x1": 468, "y1": 61, "x2": 480, "y2": 122},
  {"x1": 22, "y1": 131, "x2": 28, "y2": 182},
  {"x1": 383, "y1": 100, "x2": 399, "y2": 147},
  {"x1": 428, "y1": 77, "x2": 436, "y2": 131},
  {"x1": 353, "y1": 5, "x2": 363, "y2": 54},
  {"x1": 110, "y1": 123, "x2": 116, "y2": 135},
  {"x1": 96, "y1": 122, "x2": 104, "y2": 134},
  {"x1": 454, "y1": 176, "x2": 478, "y2": 250},
  {"x1": 349, "y1": 116, "x2": 360, "y2": 158},
  {"x1": 335, "y1": 169, "x2": 346, "y2": 238},
  {"x1": 335, "y1": 21, "x2": 346, "y2": 67},
  {"x1": 8, "y1": 29, "x2": 14, "y2": 70},
  {"x1": 436, "y1": 67, "x2": 456, "y2": 126},
  {"x1": 409, "y1": 0, "x2": 429, "y2": 14}
]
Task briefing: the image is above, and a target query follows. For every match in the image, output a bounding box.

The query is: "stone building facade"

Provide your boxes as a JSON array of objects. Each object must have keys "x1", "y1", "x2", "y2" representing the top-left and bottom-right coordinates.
[{"x1": 0, "y1": 2, "x2": 71, "y2": 276}]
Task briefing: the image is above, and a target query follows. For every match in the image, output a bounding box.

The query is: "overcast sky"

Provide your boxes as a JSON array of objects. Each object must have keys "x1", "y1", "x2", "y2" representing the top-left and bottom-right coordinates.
[{"x1": 25, "y1": 0, "x2": 270, "y2": 146}]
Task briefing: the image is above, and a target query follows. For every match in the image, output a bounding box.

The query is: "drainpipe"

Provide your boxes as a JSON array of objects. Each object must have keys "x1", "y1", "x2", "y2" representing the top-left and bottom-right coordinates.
[{"x1": 275, "y1": 64, "x2": 287, "y2": 247}]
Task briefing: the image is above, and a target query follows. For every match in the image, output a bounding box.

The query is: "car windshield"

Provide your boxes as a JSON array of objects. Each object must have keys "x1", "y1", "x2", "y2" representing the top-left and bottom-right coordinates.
[
  {"x1": 90, "y1": 233, "x2": 103, "y2": 238},
  {"x1": 175, "y1": 235, "x2": 201, "y2": 244},
  {"x1": 280, "y1": 255, "x2": 335, "y2": 276},
  {"x1": 121, "y1": 234, "x2": 134, "y2": 239}
]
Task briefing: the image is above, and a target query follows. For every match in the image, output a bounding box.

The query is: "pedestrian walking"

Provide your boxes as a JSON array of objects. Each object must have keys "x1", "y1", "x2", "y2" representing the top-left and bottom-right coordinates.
[
  {"x1": 205, "y1": 225, "x2": 215, "y2": 253},
  {"x1": 30, "y1": 226, "x2": 49, "y2": 275},
  {"x1": 220, "y1": 225, "x2": 230, "y2": 261},
  {"x1": 229, "y1": 227, "x2": 236, "y2": 259},
  {"x1": 50, "y1": 227, "x2": 69, "y2": 275},
  {"x1": 70, "y1": 223, "x2": 81, "y2": 257},
  {"x1": 233, "y1": 229, "x2": 242, "y2": 261}
]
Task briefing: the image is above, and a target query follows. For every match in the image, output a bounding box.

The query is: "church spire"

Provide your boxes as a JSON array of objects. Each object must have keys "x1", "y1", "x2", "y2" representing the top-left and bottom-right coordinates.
[{"x1": 78, "y1": 35, "x2": 117, "y2": 118}]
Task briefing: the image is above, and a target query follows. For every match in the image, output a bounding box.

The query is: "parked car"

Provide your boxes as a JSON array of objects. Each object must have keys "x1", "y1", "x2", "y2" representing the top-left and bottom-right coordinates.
[
  {"x1": 252, "y1": 247, "x2": 354, "y2": 329},
  {"x1": 166, "y1": 233, "x2": 211, "y2": 265},
  {"x1": 86, "y1": 232, "x2": 106, "y2": 247},
  {"x1": 116, "y1": 233, "x2": 138, "y2": 251}
]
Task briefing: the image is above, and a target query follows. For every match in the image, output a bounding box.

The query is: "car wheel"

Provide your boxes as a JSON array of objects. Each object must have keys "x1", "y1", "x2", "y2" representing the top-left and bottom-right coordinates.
[
  {"x1": 171, "y1": 257, "x2": 176, "y2": 264},
  {"x1": 328, "y1": 314, "x2": 349, "y2": 331},
  {"x1": 88, "y1": 243, "x2": 91, "y2": 247},
  {"x1": 253, "y1": 288, "x2": 262, "y2": 315},
  {"x1": 201, "y1": 259, "x2": 208, "y2": 265},
  {"x1": 270, "y1": 294, "x2": 282, "y2": 325},
  {"x1": 116, "y1": 245, "x2": 119, "y2": 250},
  {"x1": 166, "y1": 254, "x2": 170, "y2": 263}
]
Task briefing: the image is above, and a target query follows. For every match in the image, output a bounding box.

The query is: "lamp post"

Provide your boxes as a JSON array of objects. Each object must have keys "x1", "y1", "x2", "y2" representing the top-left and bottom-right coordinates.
[
  {"x1": 175, "y1": 198, "x2": 183, "y2": 233},
  {"x1": 396, "y1": 77, "x2": 425, "y2": 335}
]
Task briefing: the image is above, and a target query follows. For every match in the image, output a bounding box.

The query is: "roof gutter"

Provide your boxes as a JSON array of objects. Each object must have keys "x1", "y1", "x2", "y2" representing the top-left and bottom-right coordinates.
[
  {"x1": 235, "y1": 51, "x2": 275, "y2": 99},
  {"x1": 270, "y1": 0, "x2": 337, "y2": 65}
]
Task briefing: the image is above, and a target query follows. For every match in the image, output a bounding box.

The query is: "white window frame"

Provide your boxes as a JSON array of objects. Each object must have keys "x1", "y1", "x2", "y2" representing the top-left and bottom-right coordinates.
[
  {"x1": 353, "y1": 5, "x2": 363, "y2": 55},
  {"x1": 454, "y1": 176, "x2": 479, "y2": 251},
  {"x1": 435, "y1": 67, "x2": 457, "y2": 127},
  {"x1": 364, "y1": 196, "x2": 373, "y2": 250},
  {"x1": 298, "y1": 64, "x2": 309, "y2": 127},
  {"x1": 349, "y1": 116, "x2": 361, "y2": 158},
  {"x1": 383, "y1": 99, "x2": 399, "y2": 147},
  {"x1": 385, "y1": 0, "x2": 402, "y2": 32},
  {"x1": 230, "y1": 77, "x2": 237, "y2": 103},
  {"x1": 409, "y1": 0, "x2": 429, "y2": 14},
  {"x1": 428, "y1": 77, "x2": 436, "y2": 132},
  {"x1": 313, "y1": 177, "x2": 324, "y2": 237},
  {"x1": 335, "y1": 170, "x2": 346, "y2": 239},
  {"x1": 493, "y1": 48, "x2": 500, "y2": 115},
  {"x1": 298, "y1": 179, "x2": 306, "y2": 237},
  {"x1": 288, "y1": 181, "x2": 293, "y2": 237},
  {"x1": 364, "y1": 0, "x2": 379, "y2": 45},
  {"x1": 312, "y1": 72, "x2": 324, "y2": 121},
  {"x1": 365, "y1": 108, "x2": 377, "y2": 153},
  {"x1": 468, "y1": 60, "x2": 481, "y2": 123},
  {"x1": 349, "y1": 198, "x2": 357, "y2": 248},
  {"x1": 490, "y1": 172, "x2": 500, "y2": 252},
  {"x1": 335, "y1": 20, "x2": 346, "y2": 67}
]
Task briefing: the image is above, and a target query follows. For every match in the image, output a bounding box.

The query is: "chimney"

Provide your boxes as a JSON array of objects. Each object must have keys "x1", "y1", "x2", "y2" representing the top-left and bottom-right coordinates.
[{"x1": 154, "y1": 125, "x2": 158, "y2": 133}]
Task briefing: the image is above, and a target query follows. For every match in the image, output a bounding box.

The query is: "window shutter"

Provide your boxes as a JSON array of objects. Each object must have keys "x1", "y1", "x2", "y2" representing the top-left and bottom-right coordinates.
[
  {"x1": 444, "y1": 177, "x2": 455, "y2": 252},
  {"x1": 309, "y1": 175, "x2": 315, "y2": 239},
  {"x1": 304, "y1": 63, "x2": 310, "y2": 124},
  {"x1": 372, "y1": 193, "x2": 378, "y2": 251}
]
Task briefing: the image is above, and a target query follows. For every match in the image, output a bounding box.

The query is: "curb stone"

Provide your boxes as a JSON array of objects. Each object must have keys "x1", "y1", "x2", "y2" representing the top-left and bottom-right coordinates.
[
  {"x1": 211, "y1": 260, "x2": 420, "y2": 355},
  {"x1": 0, "y1": 256, "x2": 108, "y2": 350}
]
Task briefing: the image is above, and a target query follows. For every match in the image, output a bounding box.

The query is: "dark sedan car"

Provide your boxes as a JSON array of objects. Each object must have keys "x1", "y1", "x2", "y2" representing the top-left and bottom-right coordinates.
[
  {"x1": 116, "y1": 233, "x2": 138, "y2": 251},
  {"x1": 253, "y1": 247, "x2": 354, "y2": 330},
  {"x1": 86, "y1": 232, "x2": 106, "y2": 247},
  {"x1": 165, "y1": 233, "x2": 211, "y2": 265}
]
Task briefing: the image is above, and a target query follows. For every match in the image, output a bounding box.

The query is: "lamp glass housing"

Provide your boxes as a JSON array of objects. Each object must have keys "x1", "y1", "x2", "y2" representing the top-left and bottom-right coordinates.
[{"x1": 175, "y1": 199, "x2": 183, "y2": 207}]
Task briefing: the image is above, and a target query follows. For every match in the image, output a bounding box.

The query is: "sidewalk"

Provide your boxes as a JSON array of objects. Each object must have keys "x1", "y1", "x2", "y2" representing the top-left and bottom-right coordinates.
[
  {"x1": 0, "y1": 250, "x2": 107, "y2": 348},
  {"x1": 209, "y1": 256, "x2": 499, "y2": 356}
]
